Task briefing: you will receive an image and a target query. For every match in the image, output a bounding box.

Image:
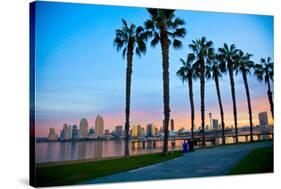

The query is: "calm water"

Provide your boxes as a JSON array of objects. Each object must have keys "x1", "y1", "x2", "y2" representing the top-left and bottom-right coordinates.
[{"x1": 36, "y1": 135, "x2": 271, "y2": 163}]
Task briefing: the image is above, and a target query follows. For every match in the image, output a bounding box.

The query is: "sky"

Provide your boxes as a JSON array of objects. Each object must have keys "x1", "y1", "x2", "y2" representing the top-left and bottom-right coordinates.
[{"x1": 33, "y1": 1, "x2": 274, "y2": 137}]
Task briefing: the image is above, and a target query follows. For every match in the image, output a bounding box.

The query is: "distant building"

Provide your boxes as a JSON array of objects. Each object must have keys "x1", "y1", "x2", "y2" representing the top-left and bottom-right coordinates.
[
  {"x1": 218, "y1": 124, "x2": 221, "y2": 130},
  {"x1": 209, "y1": 113, "x2": 213, "y2": 130},
  {"x1": 159, "y1": 127, "x2": 163, "y2": 133},
  {"x1": 141, "y1": 127, "x2": 145, "y2": 137},
  {"x1": 171, "y1": 119, "x2": 174, "y2": 131},
  {"x1": 115, "y1": 125, "x2": 123, "y2": 137},
  {"x1": 60, "y1": 123, "x2": 68, "y2": 140},
  {"x1": 79, "y1": 118, "x2": 89, "y2": 139},
  {"x1": 131, "y1": 124, "x2": 138, "y2": 137},
  {"x1": 147, "y1": 123, "x2": 155, "y2": 137},
  {"x1": 67, "y1": 125, "x2": 72, "y2": 140},
  {"x1": 212, "y1": 119, "x2": 219, "y2": 130},
  {"x1": 95, "y1": 115, "x2": 104, "y2": 136},
  {"x1": 259, "y1": 112, "x2": 269, "y2": 126},
  {"x1": 104, "y1": 129, "x2": 110, "y2": 135},
  {"x1": 137, "y1": 125, "x2": 142, "y2": 137},
  {"x1": 48, "y1": 128, "x2": 58, "y2": 141},
  {"x1": 154, "y1": 127, "x2": 159, "y2": 135},
  {"x1": 72, "y1": 124, "x2": 79, "y2": 139}
]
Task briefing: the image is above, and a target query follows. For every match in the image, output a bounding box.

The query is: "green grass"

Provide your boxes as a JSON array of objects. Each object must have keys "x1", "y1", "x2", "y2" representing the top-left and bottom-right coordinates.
[
  {"x1": 228, "y1": 146, "x2": 273, "y2": 175},
  {"x1": 35, "y1": 151, "x2": 183, "y2": 187}
]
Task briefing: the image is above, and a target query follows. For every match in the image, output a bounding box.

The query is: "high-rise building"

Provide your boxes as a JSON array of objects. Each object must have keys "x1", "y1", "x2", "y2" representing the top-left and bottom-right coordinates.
[
  {"x1": 212, "y1": 119, "x2": 219, "y2": 130},
  {"x1": 141, "y1": 127, "x2": 145, "y2": 137},
  {"x1": 61, "y1": 123, "x2": 68, "y2": 140},
  {"x1": 146, "y1": 123, "x2": 155, "y2": 137},
  {"x1": 137, "y1": 124, "x2": 142, "y2": 137},
  {"x1": 67, "y1": 125, "x2": 73, "y2": 140},
  {"x1": 154, "y1": 127, "x2": 159, "y2": 135},
  {"x1": 79, "y1": 118, "x2": 89, "y2": 139},
  {"x1": 60, "y1": 124, "x2": 72, "y2": 140},
  {"x1": 171, "y1": 119, "x2": 174, "y2": 131},
  {"x1": 131, "y1": 124, "x2": 138, "y2": 137},
  {"x1": 115, "y1": 125, "x2": 123, "y2": 137},
  {"x1": 48, "y1": 128, "x2": 58, "y2": 141},
  {"x1": 209, "y1": 113, "x2": 213, "y2": 130},
  {"x1": 104, "y1": 129, "x2": 110, "y2": 135},
  {"x1": 72, "y1": 124, "x2": 79, "y2": 139},
  {"x1": 259, "y1": 112, "x2": 269, "y2": 126},
  {"x1": 95, "y1": 115, "x2": 104, "y2": 136}
]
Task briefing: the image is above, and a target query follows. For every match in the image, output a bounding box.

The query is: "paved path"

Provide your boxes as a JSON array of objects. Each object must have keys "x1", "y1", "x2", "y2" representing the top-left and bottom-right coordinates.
[{"x1": 85, "y1": 141, "x2": 273, "y2": 184}]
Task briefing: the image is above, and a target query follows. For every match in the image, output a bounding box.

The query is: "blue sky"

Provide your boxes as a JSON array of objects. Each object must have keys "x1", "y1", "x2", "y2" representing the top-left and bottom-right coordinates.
[{"x1": 34, "y1": 1, "x2": 273, "y2": 136}]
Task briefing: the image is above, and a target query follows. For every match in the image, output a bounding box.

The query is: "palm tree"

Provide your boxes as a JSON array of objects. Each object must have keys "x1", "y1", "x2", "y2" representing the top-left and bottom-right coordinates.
[
  {"x1": 234, "y1": 50, "x2": 254, "y2": 141},
  {"x1": 189, "y1": 37, "x2": 214, "y2": 147},
  {"x1": 205, "y1": 51, "x2": 226, "y2": 145},
  {"x1": 114, "y1": 19, "x2": 147, "y2": 157},
  {"x1": 254, "y1": 57, "x2": 274, "y2": 119},
  {"x1": 145, "y1": 9, "x2": 186, "y2": 155},
  {"x1": 218, "y1": 43, "x2": 239, "y2": 143},
  {"x1": 176, "y1": 54, "x2": 199, "y2": 141}
]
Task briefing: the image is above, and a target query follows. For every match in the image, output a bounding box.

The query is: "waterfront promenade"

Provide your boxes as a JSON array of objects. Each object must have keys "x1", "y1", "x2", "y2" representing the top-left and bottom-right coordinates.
[{"x1": 85, "y1": 141, "x2": 273, "y2": 184}]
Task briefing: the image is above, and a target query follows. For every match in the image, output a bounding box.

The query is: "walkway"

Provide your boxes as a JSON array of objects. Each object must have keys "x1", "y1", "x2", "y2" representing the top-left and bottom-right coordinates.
[{"x1": 85, "y1": 141, "x2": 273, "y2": 184}]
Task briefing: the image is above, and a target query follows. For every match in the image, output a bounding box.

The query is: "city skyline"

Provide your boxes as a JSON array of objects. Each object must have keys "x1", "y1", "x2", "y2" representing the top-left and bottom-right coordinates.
[
  {"x1": 45, "y1": 110, "x2": 272, "y2": 139},
  {"x1": 34, "y1": 2, "x2": 273, "y2": 137}
]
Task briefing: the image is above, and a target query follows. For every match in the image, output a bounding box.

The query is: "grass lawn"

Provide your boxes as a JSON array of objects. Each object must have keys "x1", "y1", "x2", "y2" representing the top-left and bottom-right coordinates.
[
  {"x1": 35, "y1": 151, "x2": 183, "y2": 187},
  {"x1": 228, "y1": 146, "x2": 273, "y2": 175}
]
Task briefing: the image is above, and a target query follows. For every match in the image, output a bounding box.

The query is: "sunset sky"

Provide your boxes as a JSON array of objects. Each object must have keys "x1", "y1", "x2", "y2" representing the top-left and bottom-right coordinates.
[{"x1": 34, "y1": 1, "x2": 274, "y2": 137}]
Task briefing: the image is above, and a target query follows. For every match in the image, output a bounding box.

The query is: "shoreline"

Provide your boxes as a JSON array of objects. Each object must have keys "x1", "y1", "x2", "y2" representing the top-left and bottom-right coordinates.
[{"x1": 36, "y1": 139, "x2": 273, "y2": 167}]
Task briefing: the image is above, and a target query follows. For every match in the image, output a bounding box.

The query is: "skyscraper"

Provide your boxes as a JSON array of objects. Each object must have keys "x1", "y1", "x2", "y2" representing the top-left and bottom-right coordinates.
[
  {"x1": 115, "y1": 125, "x2": 123, "y2": 137},
  {"x1": 48, "y1": 128, "x2": 58, "y2": 141},
  {"x1": 131, "y1": 124, "x2": 138, "y2": 137},
  {"x1": 72, "y1": 124, "x2": 79, "y2": 139},
  {"x1": 61, "y1": 123, "x2": 68, "y2": 140},
  {"x1": 67, "y1": 125, "x2": 73, "y2": 140},
  {"x1": 212, "y1": 119, "x2": 219, "y2": 130},
  {"x1": 209, "y1": 113, "x2": 213, "y2": 130},
  {"x1": 95, "y1": 115, "x2": 104, "y2": 136},
  {"x1": 79, "y1": 118, "x2": 89, "y2": 139},
  {"x1": 141, "y1": 127, "x2": 145, "y2": 137},
  {"x1": 259, "y1": 112, "x2": 269, "y2": 126},
  {"x1": 137, "y1": 124, "x2": 142, "y2": 137},
  {"x1": 146, "y1": 123, "x2": 155, "y2": 137}
]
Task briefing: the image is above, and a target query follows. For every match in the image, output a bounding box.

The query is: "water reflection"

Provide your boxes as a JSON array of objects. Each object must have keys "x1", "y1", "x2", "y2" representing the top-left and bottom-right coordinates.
[{"x1": 36, "y1": 134, "x2": 273, "y2": 163}]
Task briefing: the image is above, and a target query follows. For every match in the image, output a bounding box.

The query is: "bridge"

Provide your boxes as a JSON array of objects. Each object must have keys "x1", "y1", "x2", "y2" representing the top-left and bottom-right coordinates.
[{"x1": 130, "y1": 131, "x2": 273, "y2": 149}]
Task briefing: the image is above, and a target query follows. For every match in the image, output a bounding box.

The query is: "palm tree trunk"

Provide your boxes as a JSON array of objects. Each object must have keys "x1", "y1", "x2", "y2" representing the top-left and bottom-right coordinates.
[
  {"x1": 266, "y1": 75, "x2": 274, "y2": 119},
  {"x1": 228, "y1": 64, "x2": 238, "y2": 143},
  {"x1": 214, "y1": 75, "x2": 225, "y2": 145},
  {"x1": 124, "y1": 44, "x2": 133, "y2": 157},
  {"x1": 200, "y1": 57, "x2": 205, "y2": 147},
  {"x1": 242, "y1": 70, "x2": 253, "y2": 142},
  {"x1": 188, "y1": 75, "x2": 195, "y2": 141},
  {"x1": 160, "y1": 29, "x2": 170, "y2": 155}
]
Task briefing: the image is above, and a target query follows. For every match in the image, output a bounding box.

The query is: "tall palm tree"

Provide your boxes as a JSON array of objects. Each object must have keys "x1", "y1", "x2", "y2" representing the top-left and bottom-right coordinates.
[
  {"x1": 205, "y1": 51, "x2": 226, "y2": 145},
  {"x1": 218, "y1": 43, "x2": 239, "y2": 143},
  {"x1": 234, "y1": 50, "x2": 254, "y2": 141},
  {"x1": 254, "y1": 57, "x2": 274, "y2": 119},
  {"x1": 114, "y1": 19, "x2": 147, "y2": 157},
  {"x1": 145, "y1": 9, "x2": 186, "y2": 155},
  {"x1": 189, "y1": 37, "x2": 214, "y2": 147},
  {"x1": 176, "y1": 54, "x2": 199, "y2": 141}
]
